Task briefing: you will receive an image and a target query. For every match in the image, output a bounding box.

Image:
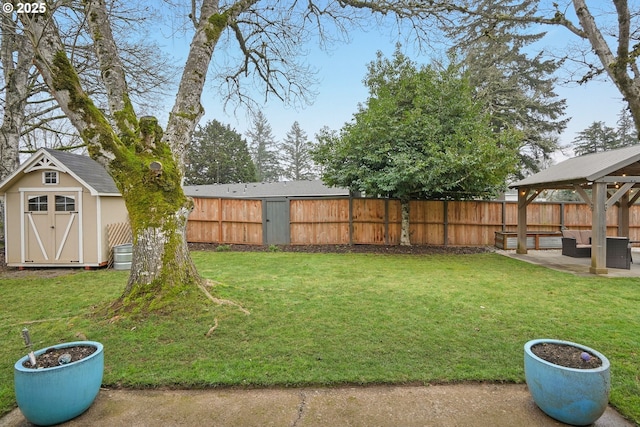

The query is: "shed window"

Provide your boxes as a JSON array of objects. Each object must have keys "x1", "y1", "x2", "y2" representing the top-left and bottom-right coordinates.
[
  {"x1": 43, "y1": 171, "x2": 58, "y2": 184},
  {"x1": 28, "y1": 195, "x2": 48, "y2": 212},
  {"x1": 55, "y1": 195, "x2": 76, "y2": 212}
]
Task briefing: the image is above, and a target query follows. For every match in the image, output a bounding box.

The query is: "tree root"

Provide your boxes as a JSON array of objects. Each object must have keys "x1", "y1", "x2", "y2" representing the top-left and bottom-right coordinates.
[
  {"x1": 204, "y1": 279, "x2": 223, "y2": 287},
  {"x1": 198, "y1": 279, "x2": 250, "y2": 315},
  {"x1": 205, "y1": 318, "x2": 219, "y2": 337}
]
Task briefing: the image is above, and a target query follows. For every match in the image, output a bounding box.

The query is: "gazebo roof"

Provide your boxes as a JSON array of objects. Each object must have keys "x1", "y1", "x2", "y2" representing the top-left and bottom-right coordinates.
[{"x1": 510, "y1": 145, "x2": 640, "y2": 189}]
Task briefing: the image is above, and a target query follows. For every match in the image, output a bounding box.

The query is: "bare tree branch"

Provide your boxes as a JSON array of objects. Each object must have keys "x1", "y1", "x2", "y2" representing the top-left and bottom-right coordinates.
[
  {"x1": 83, "y1": 0, "x2": 137, "y2": 135},
  {"x1": 0, "y1": 11, "x2": 31, "y2": 179},
  {"x1": 164, "y1": 0, "x2": 260, "y2": 170},
  {"x1": 20, "y1": 8, "x2": 122, "y2": 167}
]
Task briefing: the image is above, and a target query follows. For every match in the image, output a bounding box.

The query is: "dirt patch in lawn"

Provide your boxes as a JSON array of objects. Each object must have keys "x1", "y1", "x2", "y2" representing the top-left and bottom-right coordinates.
[{"x1": 0, "y1": 249, "x2": 80, "y2": 279}]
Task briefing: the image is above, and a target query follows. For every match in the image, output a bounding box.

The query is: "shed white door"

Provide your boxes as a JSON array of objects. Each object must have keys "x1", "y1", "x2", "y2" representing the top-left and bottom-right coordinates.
[{"x1": 23, "y1": 191, "x2": 81, "y2": 264}]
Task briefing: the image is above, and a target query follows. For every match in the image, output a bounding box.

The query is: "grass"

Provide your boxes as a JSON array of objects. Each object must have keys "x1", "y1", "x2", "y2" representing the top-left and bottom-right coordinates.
[{"x1": 1, "y1": 251, "x2": 639, "y2": 423}]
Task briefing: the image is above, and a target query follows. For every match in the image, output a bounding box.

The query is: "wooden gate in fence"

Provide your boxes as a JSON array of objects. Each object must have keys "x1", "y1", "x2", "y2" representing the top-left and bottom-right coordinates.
[{"x1": 186, "y1": 197, "x2": 640, "y2": 246}]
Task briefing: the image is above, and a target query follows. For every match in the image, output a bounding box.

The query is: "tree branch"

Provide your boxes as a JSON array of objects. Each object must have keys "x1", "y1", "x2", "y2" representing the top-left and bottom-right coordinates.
[
  {"x1": 20, "y1": 10, "x2": 122, "y2": 168},
  {"x1": 83, "y1": 0, "x2": 137, "y2": 137},
  {"x1": 164, "y1": 0, "x2": 260, "y2": 172}
]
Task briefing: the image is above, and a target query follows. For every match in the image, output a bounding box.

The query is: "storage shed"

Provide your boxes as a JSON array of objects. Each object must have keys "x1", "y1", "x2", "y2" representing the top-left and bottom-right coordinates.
[{"x1": 0, "y1": 148, "x2": 129, "y2": 268}]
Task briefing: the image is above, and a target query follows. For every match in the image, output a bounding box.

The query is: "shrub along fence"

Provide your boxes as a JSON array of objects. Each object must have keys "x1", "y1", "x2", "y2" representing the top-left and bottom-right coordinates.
[{"x1": 186, "y1": 197, "x2": 640, "y2": 247}]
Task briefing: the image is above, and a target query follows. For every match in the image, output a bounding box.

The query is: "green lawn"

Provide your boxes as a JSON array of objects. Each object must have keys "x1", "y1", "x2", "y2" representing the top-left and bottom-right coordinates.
[{"x1": 1, "y1": 251, "x2": 639, "y2": 423}]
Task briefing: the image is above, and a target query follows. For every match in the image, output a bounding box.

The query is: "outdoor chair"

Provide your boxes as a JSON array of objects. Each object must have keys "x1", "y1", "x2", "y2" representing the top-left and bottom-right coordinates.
[
  {"x1": 561, "y1": 229, "x2": 592, "y2": 258},
  {"x1": 606, "y1": 237, "x2": 632, "y2": 270}
]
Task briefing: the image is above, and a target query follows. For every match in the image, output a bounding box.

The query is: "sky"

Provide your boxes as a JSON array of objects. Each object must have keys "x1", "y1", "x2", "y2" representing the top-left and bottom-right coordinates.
[{"x1": 159, "y1": 10, "x2": 626, "y2": 166}]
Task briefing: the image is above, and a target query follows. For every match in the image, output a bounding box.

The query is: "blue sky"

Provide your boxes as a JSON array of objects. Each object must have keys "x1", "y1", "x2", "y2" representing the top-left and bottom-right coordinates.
[{"x1": 159, "y1": 15, "x2": 624, "y2": 165}]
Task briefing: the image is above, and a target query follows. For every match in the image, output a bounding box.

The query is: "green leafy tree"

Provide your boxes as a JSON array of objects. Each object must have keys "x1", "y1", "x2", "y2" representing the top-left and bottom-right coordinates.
[
  {"x1": 450, "y1": 0, "x2": 568, "y2": 179},
  {"x1": 280, "y1": 121, "x2": 316, "y2": 180},
  {"x1": 246, "y1": 111, "x2": 281, "y2": 182},
  {"x1": 313, "y1": 48, "x2": 521, "y2": 245},
  {"x1": 573, "y1": 121, "x2": 619, "y2": 156},
  {"x1": 185, "y1": 120, "x2": 256, "y2": 185}
]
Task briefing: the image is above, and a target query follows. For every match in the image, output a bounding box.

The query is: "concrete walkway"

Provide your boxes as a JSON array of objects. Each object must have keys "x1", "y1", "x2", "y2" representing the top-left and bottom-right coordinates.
[
  {"x1": 1, "y1": 384, "x2": 635, "y2": 427},
  {"x1": 498, "y1": 248, "x2": 640, "y2": 277}
]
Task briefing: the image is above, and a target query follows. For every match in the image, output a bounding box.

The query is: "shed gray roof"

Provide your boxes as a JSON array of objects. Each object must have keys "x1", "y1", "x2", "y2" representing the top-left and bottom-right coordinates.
[
  {"x1": 43, "y1": 149, "x2": 120, "y2": 195},
  {"x1": 183, "y1": 180, "x2": 350, "y2": 198},
  {"x1": 510, "y1": 144, "x2": 640, "y2": 189}
]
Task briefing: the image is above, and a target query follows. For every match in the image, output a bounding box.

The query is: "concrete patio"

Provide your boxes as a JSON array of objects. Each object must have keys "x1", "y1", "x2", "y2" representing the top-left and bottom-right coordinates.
[{"x1": 498, "y1": 248, "x2": 640, "y2": 277}]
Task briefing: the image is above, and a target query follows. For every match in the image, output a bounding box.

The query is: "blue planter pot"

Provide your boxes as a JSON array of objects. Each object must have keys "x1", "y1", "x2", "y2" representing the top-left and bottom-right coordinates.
[
  {"x1": 524, "y1": 339, "x2": 610, "y2": 426},
  {"x1": 14, "y1": 341, "x2": 104, "y2": 426}
]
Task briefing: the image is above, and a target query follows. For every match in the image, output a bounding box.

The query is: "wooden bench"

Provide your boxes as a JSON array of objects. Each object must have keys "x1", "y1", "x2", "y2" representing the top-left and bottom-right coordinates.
[{"x1": 494, "y1": 231, "x2": 563, "y2": 250}]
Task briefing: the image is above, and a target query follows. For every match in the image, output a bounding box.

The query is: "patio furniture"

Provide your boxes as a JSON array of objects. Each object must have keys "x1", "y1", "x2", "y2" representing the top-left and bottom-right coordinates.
[
  {"x1": 606, "y1": 237, "x2": 632, "y2": 270},
  {"x1": 561, "y1": 230, "x2": 592, "y2": 258}
]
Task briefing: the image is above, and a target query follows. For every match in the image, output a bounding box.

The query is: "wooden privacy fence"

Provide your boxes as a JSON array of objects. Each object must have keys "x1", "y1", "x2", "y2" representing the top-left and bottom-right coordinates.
[{"x1": 186, "y1": 197, "x2": 640, "y2": 247}]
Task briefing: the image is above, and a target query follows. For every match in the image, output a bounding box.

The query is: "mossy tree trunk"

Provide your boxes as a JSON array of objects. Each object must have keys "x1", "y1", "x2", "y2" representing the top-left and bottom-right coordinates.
[
  {"x1": 111, "y1": 117, "x2": 202, "y2": 310},
  {"x1": 20, "y1": 0, "x2": 251, "y2": 312}
]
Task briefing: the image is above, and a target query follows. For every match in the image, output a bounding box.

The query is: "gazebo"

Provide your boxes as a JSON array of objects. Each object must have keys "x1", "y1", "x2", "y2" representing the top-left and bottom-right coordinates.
[{"x1": 510, "y1": 145, "x2": 640, "y2": 274}]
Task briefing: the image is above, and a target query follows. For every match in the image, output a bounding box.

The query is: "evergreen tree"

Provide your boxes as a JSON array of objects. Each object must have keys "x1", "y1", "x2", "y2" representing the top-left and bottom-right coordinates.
[
  {"x1": 573, "y1": 121, "x2": 618, "y2": 156},
  {"x1": 616, "y1": 107, "x2": 638, "y2": 148},
  {"x1": 280, "y1": 121, "x2": 316, "y2": 180},
  {"x1": 449, "y1": 0, "x2": 568, "y2": 178},
  {"x1": 246, "y1": 111, "x2": 281, "y2": 182},
  {"x1": 185, "y1": 120, "x2": 256, "y2": 185}
]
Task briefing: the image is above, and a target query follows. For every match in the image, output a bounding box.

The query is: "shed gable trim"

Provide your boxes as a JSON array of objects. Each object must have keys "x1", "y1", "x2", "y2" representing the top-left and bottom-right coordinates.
[
  {"x1": 0, "y1": 148, "x2": 121, "y2": 197},
  {"x1": 24, "y1": 155, "x2": 66, "y2": 174}
]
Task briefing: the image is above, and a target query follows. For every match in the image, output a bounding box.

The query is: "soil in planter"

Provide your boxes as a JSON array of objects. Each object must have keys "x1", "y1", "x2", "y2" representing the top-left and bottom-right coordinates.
[
  {"x1": 22, "y1": 345, "x2": 97, "y2": 369},
  {"x1": 531, "y1": 343, "x2": 602, "y2": 369}
]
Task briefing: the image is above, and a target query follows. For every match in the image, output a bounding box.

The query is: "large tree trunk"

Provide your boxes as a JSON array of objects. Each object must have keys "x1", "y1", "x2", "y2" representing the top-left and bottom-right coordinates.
[
  {"x1": 0, "y1": 14, "x2": 31, "y2": 181},
  {"x1": 400, "y1": 199, "x2": 411, "y2": 246},
  {"x1": 119, "y1": 166, "x2": 201, "y2": 309},
  {"x1": 111, "y1": 116, "x2": 203, "y2": 310},
  {"x1": 19, "y1": 1, "x2": 244, "y2": 313},
  {"x1": 0, "y1": 122, "x2": 21, "y2": 182}
]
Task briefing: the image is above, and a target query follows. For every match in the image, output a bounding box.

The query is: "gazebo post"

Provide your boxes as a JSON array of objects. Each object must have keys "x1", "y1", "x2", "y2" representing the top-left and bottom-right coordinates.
[
  {"x1": 619, "y1": 191, "x2": 630, "y2": 238},
  {"x1": 590, "y1": 182, "x2": 608, "y2": 274},
  {"x1": 517, "y1": 188, "x2": 529, "y2": 254}
]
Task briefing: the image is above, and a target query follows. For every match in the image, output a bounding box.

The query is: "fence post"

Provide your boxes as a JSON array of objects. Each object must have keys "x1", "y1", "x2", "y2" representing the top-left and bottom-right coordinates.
[
  {"x1": 443, "y1": 201, "x2": 449, "y2": 246},
  {"x1": 218, "y1": 198, "x2": 223, "y2": 244},
  {"x1": 384, "y1": 199, "x2": 389, "y2": 245},
  {"x1": 348, "y1": 195, "x2": 353, "y2": 245}
]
